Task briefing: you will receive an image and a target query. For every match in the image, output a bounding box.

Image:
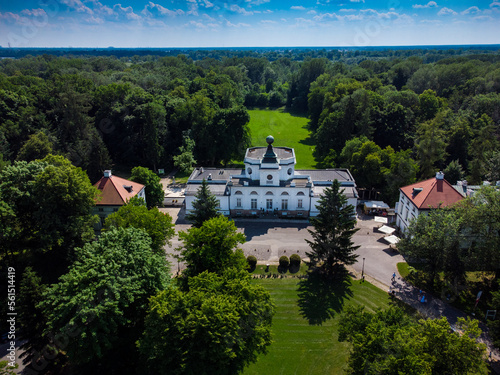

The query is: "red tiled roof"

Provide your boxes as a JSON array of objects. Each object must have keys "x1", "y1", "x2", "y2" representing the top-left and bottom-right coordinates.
[
  {"x1": 94, "y1": 175, "x2": 145, "y2": 206},
  {"x1": 400, "y1": 177, "x2": 463, "y2": 210}
]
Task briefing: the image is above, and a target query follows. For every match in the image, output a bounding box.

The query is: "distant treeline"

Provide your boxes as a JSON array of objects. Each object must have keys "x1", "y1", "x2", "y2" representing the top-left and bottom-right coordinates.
[
  {"x1": 1, "y1": 45, "x2": 500, "y2": 62},
  {"x1": 0, "y1": 48, "x2": 499, "y2": 204}
]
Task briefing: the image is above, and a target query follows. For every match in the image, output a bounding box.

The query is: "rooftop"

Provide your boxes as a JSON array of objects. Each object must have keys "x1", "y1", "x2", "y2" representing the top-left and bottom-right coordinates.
[
  {"x1": 400, "y1": 174, "x2": 463, "y2": 210},
  {"x1": 94, "y1": 171, "x2": 145, "y2": 206}
]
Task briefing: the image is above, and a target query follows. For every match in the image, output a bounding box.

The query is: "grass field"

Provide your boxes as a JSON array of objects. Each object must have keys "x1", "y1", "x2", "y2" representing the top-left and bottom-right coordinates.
[
  {"x1": 247, "y1": 109, "x2": 316, "y2": 169},
  {"x1": 243, "y1": 277, "x2": 391, "y2": 375}
]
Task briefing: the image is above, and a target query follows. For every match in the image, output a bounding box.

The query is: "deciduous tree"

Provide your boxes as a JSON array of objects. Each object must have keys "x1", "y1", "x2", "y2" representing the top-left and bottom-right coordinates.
[
  {"x1": 103, "y1": 196, "x2": 175, "y2": 254},
  {"x1": 42, "y1": 228, "x2": 170, "y2": 371},
  {"x1": 178, "y1": 215, "x2": 247, "y2": 279},
  {"x1": 138, "y1": 269, "x2": 275, "y2": 375},
  {"x1": 339, "y1": 306, "x2": 488, "y2": 375},
  {"x1": 130, "y1": 166, "x2": 164, "y2": 208}
]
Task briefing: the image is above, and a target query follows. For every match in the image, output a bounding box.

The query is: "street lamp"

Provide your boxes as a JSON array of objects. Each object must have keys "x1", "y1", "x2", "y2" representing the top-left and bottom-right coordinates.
[{"x1": 361, "y1": 257, "x2": 365, "y2": 280}]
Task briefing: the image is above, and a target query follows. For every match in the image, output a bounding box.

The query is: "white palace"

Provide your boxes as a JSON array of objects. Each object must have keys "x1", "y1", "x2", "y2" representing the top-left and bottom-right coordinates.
[{"x1": 185, "y1": 136, "x2": 358, "y2": 218}]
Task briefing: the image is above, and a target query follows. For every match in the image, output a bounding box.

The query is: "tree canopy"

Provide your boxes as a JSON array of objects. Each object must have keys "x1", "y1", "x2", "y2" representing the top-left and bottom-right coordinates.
[
  {"x1": 130, "y1": 166, "x2": 164, "y2": 208},
  {"x1": 0, "y1": 155, "x2": 98, "y2": 279},
  {"x1": 178, "y1": 215, "x2": 247, "y2": 279},
  {"x1": 185, "y1": 179, "x2": 221, "y2": 228},
  {"x1": 306, "y1": 179, "x2": 359, "y2": 278},
  {"x1": 103, "y1": 196, "x2": 175, "y2": 254},
  {"x1": 338, "y1": 306, "x2": 488, "y2": 375},
  {"x1": 138, "y1": 269, "x2": 275, "y2": 375},
  {"x1": 41, "y1": 227, "x2": 171, "y2": 370}
]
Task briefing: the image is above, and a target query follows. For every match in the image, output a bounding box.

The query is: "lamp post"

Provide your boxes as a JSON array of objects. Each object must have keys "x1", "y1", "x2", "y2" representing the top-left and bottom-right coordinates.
[{"x1": 361, "y1": 257, "x2": 365, "y2": 279}]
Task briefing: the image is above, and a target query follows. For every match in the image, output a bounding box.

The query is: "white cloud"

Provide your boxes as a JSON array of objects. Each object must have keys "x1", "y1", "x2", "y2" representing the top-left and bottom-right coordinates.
[
  {"x1": 339, "y1": 9, "x2": 356, "y2": 12},
  {"x1": 461, "y1": 6, "x2": 480, "y2": 15},
  {"x1": 20, "y1": 8, "x2": 48, "y2": 17},
  {"x1": 60, "y1": 0, "x2": 93, "y2": 14},
  {"x1": 113, "y1": 4, "x2": 142, "y2": 21},
  {"x1": 227, "y1": 4, "x2": 253, "y2": 15},
  {"x1": 307, "y1": 10, "x2": 317, "y2": 14},
  {"x1": 143, "y1": 2, "x2": 184, "y2": 17},
  {"x1": 437, "y1": 7, "x2": 457, "y2": 16},
  {"x1": 0, "y1": 12, "x2": 27, "y2": 24},
  {"x1": 473, "y1": 15, "x2": 494, "y2": 21},
  {"x1": 291, "y1": 6, "x2": 306, "y2": 10},
  {"x1": 413, "y1": 1, "x2": 438, "y2": 9},
  {"x1": 245, "y1": 0, "x2": 271, "y2": 5},
  {"x1": 260, "y1": 19, "x2": 277, "y2": 24},
  {"x1": 349, "y1": 0, "x2": 365, "y2": 2},
  {"x1": 225, "y1": 20, "x2": 251, "y2": 27}
]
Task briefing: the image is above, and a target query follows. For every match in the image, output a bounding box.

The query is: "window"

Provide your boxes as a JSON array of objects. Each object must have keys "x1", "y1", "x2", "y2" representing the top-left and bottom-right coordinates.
[
  {"x1": 251, "y1": 198, "x2": 257, "y2": 209},
  {"x1": 267, "y1": 174, "x2": 273, "y2": 180},
  {"x1": 266, "y1": 199, "x2": 273, "y2": 210},
  {"x1": 236, "y1": 198, "x2": 242, "y2": 207},
  {"x1": 98, "y1": 208, "x2": 104, "y2": 212},
  {"x1": 216, "y1": 200, "x2": 221, "y2": 208},
  {"x1": 297, "y1": 199, "x2": 303, "y2": 208},
  {"x1": 281, "y1": 199, "x2": 288, "y2": 210}
]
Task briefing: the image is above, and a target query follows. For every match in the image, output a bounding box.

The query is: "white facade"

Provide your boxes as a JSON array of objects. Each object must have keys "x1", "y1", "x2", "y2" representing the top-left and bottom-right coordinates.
[
  {"x1": 185, "y1": 136, "x2": 358, "y2": 219},
  {"x1": 395, "y1": 190, "x2": 421, "y2": 233}
]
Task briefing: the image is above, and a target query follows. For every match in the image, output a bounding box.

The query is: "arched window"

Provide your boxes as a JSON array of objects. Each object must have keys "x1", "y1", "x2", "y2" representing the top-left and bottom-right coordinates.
[
  {"x1": 265, "y1": 191, "x2": 274, "y2": 196},
  {"x1": 297, "y1": 191, "x2": 305, "y2": 196},
  {"x1": 234, "y1": 190, "x2": 243, "y2": 195},
  {"x1": 250, "y1": 191, "x2": 258, "y2": 195},
  {"x1": 281, "y1": 191, "x2": 289, "y2": 196}
]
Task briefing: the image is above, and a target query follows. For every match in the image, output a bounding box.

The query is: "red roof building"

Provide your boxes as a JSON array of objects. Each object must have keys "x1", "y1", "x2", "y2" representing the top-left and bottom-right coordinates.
[
  {"x1": 93, "y1": 170, "x2": 146, "y2": 228},
  {"x1": 396, "y1": 172, "x2": 464, "y2": 232}
]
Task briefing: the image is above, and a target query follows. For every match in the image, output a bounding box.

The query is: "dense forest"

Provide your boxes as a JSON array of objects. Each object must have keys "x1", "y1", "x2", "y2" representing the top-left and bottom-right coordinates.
[{"x1": 0, "y1": 47, "x2": 499, "y2": 203}]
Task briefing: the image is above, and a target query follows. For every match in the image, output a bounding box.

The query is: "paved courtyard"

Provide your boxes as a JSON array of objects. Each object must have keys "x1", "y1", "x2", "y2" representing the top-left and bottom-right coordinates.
[{"x1": 164, "y1": 209, "x2": 404, "y2": 288}]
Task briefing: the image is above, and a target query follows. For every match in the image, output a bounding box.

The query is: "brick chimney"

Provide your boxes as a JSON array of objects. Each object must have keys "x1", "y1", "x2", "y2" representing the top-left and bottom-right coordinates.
[{"x1": 436, "y1": 171, "x2": 444, "y2": 180}]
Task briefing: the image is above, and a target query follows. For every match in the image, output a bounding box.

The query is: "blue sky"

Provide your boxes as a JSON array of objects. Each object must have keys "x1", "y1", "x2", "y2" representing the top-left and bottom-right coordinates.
[{"x1": 1, "y1": 1, "x2": 499, "y2": 47}]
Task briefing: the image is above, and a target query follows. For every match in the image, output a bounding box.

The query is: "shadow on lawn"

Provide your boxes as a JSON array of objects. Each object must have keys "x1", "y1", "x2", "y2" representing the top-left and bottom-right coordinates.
[{"x1": 297, "y1": 268, "x2": 353, "y2": 325}]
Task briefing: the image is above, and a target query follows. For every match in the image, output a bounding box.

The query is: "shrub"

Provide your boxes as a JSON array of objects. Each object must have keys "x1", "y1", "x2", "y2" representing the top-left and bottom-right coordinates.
[
  {"x1": 247, "y1": 255, "x2": 257, "y2": 269},
  {"x1": 279, "y1": 255, "x2": 290, "y2": 268},
  {"x1": 290, "y1": 254, "x2": 301, "y2": 267}
]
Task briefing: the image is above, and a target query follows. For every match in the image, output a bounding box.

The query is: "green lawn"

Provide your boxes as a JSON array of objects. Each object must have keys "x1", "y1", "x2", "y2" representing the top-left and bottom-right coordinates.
[
  {"x1": 247, "y1": 109, "x2": 316, "y2": 169},
  {"x1": 243, "y1": 277, "x2": 391, "y2": 375}
]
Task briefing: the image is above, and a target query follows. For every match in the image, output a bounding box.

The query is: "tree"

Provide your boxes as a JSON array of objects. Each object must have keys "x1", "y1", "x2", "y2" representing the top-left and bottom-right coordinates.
[
  {"x1": 306, "y1": 179, "x2": 359, "y2": 278},
  {"x1": 443, "y1": 159, "x2": 464, "y2": 185},
  {"x1": 138, "y1": 269, "x2": 275, "y2": 375},
  {"x1": 415, "y1": 119, "x2": 448, "y2": 179},
  {"x1": 383, "y1": 149, "x2": 419, "y2": 205},
  {"x1": 178, "y1": 215, "x2": 247, "y2": 279},
  {"x1": 130, "y1": 166, "x2": 164, "y2": 208},
  {"x1": 398, "y1": 207, "x2": 463, "y2": 289},
  {"x1": 185, "y1": 179, "x2": 220, "y2": 227},
  {"x1": 0, "y1": 155, "x2": 99, "y2": 279},
  {"x1": 339, "y1": 306, "x2": 488, "y2": 375},
  {"x1": 18, "y1": 267, "x2": 59, "y2": 373},
  {"x1": 173, "y1": 131, "x2": 196, "y2": 174},
  {"x1": 103, "y1": 196, "x2": 175, "y2": 254},
  {"x1": 16, "y1": 131, "x2": 53, "y2": 162},
  {"x1": 42, "y1": 228, "x2": 170, "y2": 371}
]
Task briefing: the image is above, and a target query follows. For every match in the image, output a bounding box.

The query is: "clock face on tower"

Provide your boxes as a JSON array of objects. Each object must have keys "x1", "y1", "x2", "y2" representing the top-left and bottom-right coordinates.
[{"x1": 267, "y1": 174, "x2": 273, "y2": 180}]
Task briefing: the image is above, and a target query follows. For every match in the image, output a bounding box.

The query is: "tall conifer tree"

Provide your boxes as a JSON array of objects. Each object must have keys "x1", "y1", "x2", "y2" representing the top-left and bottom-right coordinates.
[
  {"x1": 306, "y1": 179, "x2": 359, "y2": 278},
  {"x1": 186, "y1": 179, "x2": 220, "y2": 228}
]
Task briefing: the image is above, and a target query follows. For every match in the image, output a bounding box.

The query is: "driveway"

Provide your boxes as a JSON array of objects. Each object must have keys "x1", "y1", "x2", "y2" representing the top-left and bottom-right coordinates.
[{"x1": 165, "y1": 215, "x2": 403, "y2": 288}]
